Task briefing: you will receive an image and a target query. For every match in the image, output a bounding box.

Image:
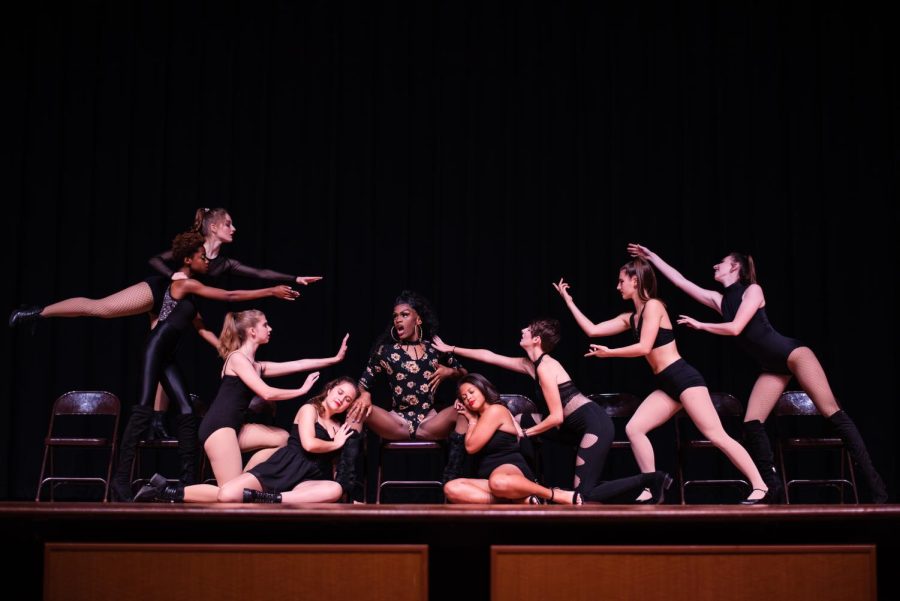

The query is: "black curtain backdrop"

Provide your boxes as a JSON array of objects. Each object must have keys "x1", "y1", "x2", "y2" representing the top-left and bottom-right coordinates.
[{"x1": 3, "y1": 1, "x2": 897, "y2": 500}]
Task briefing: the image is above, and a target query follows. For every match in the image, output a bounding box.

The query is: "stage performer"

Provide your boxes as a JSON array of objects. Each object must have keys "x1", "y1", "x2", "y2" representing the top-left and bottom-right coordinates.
[
  {"x1": 554, "y1": 258, "x2": 769, "y2": 504},
  {"x1": 627, "y1": 243, "x2": 887, "y2": 503}
]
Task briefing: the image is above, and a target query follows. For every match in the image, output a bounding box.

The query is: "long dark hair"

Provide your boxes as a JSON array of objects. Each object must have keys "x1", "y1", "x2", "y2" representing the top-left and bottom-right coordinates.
[
  {"x1": 620, "y1": 257, "x2": 658, "y2": 301},
  {"x1": 728, "y1": 252, "x2": 758, "y2": 285},
  {"x1": 457, "y1": 373, "x2": 502, "y2": 405}
]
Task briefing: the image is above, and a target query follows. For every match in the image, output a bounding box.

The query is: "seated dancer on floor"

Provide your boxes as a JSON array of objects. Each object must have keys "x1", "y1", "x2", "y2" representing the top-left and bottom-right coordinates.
[
  {"x1": 110, "y1": 232, "x2": 301, "y2": 501},
  {"x1": 444, "y1": 373, "x2": 580, "y2": 505},
  {"x1": 345, "y1": 290, "x2": 469, "y2": 482},
  {"x1": 555, "y1": 258, "x2": 769, "y2": 504},
  {"x1": 137, "y1": 376, "x2": 363, "y2": 504},
  {"x1": 131, "y1": 309, "x2": 350, "y2": 503},
  {"x1": 434, "y1": 319, "x2": 671, "y2": 504},
  {"x1": 9, "y1": 207, "x2": 323, "y2": 441}
]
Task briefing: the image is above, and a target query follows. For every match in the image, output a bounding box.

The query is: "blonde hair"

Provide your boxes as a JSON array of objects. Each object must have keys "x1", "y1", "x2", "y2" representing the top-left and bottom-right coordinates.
[{"x1": 218, "y1": 310, "x2": 265, "y2": 358}]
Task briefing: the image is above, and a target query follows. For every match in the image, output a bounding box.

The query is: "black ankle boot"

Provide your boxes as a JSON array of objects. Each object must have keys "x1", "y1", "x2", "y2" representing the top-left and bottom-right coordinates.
[
  {"x1": 442, "y1": 432, "x2": 467, "y2": 483},
  {"x1": 9, "y1": 305, "x2": 43, "y2": 333},
  {"x1": 110, "y1": 406, "x2": 154, "y2": 502},
  {"x1": 242, "y1": 488, "x2": 282, "y2": 503},
  {"x1": 173, "y1": 413, "x2": 199, "y2": 485},
  {"x1": 133, "y1": 473, "x2": 184, "y2": 502},
  {"x1": 829, "y1": 410, "x2": 888, "y2": 503},
  {"x1": 651, "y1": 471, "x2": 674, "y2": 504},
  {"x1": 335, "y1": 431, "x2": 362, "y2": 501},
  {"x1": 146, "y1": 411, "x2": 171, "y2": 441},
  {"x1": 743, "y1": 420, "x2": 784, "y2": 503}
]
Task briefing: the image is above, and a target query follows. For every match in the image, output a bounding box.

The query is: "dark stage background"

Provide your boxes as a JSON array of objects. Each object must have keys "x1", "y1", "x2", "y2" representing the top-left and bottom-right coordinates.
[{"x1": 3, "y1": 1, "x2": 897, "y2": 500}]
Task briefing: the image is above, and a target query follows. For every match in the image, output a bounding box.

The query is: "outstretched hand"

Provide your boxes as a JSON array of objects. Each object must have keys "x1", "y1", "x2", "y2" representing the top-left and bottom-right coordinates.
[
  {"x1": 296, "y1": 276, "x2": 323, "y2": 286},
  {"x1": 676, "y1": 315, "x2": 701, "y2": 330},
  {"x1": 552, "y1": 278, "x2": 574, "y2": 302},
  {"x1": 431, "y1": 335, "x2": 453, "y2": 354},
  {"x1": 271, "y1": 285, "x2": 301, "y2": 300},
  {"x1": 334, "y1": 333, "x2": 350, "y2": 362},
  {"x1": 627, "y1": 243, "x2": 651, "y2": 259},
  {"x1": 584, "y1": 344, "x2": 611, "y2": 358},
  {"x1": 299, "y1": 371, "x2": 321, "y2": 394}
]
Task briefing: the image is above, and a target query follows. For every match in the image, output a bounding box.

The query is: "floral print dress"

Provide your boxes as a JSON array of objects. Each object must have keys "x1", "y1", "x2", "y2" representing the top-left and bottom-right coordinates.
[{"x1": 359, "y1": 340, "x2": 464, "y2": 437}]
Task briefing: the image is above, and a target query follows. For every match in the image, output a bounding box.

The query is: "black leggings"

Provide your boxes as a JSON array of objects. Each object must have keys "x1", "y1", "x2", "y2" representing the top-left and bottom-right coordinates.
[
  {"x1": 136, "y1": 321, "x2": 193, "y2": 414},
  {"x1": 563, "y1": 402, "x2": 613, "y2": 494}
]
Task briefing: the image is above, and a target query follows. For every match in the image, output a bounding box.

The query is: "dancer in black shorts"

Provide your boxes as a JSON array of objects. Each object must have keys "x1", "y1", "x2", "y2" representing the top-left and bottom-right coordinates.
[
  {"x1": 629, "y1": 243, "x2": 887, "y2": 503},
  {"x1": 555, "y1": 258, "x2": 769, "y2": 504}
]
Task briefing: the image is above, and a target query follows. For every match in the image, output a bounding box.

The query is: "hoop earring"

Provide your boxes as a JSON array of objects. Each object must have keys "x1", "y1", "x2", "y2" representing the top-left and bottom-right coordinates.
[
  {"x1": 390, "y1": 326, "x2": 400, "y2": 343},
  {"x1": 415, "y1": 324, "x2": 423, "y2": 342}
]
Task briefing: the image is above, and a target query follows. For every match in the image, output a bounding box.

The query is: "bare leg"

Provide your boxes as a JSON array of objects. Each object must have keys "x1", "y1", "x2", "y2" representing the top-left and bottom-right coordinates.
[
  {"x1": 444, "y1": 478, "x2": 494, "y2": 503},
  {"x1": 365, "y1": 406, "x2": 414, "y2": 440},
  {"x1": 200, "y1": 428, "x2": 245, "y2": 485},
  {"x1": 416, "y1": 406, "x2": 462, "y2": 440},
  {"x1": 680, "y1": 387, "x2": 767, "y2": 499},
  {"x1": 281, "y1": 480, "x2": 344, "y2": 503},
  {"x1": 787, "y1": 347, "x2": 841, "y2": 417},
  {"x1": 41, "y1": 282, "x2": 155, "y2": 318},
  {"x1": 182, "y1": 484, "x2": 221, "y2": 502},
  {"x1": 626, "y1": 390, "x2": 683, "y2": 473},
  {"x1": 217, "y1": 472, "x2": 262, "y2": 502},
  {"x1": 489, "y1": 465, "x2": 577, "y2": 504}
]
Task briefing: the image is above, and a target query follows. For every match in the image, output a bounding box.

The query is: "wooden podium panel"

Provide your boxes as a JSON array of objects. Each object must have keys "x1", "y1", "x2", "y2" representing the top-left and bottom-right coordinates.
[
  {"x1": 45, "y1": 543, "x2": 427, "y2": 601},
  {"x1": 491, "y1": 545, "x2": 875, "y2": 601}
]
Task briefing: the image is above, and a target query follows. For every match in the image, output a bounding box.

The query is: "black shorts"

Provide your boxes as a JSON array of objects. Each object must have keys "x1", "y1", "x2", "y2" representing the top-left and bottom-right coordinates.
[{"x1": 655, "y1": 359, "x2": 707, "y2": 400}]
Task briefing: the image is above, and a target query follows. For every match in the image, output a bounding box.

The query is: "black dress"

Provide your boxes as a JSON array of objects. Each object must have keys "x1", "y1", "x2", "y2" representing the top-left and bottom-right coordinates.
[
  {"x1": 474, "y1": 430, "x2": 534, "y2": 480},
  {"x1": 249, "y1": 422, "x2": 337, "y2": 492}
]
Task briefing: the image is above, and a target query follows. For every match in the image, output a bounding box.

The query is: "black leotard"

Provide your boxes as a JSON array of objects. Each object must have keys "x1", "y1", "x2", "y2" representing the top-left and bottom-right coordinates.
[
  {"x1": 198, "y1": 354, "x2": 259, "y2": 444},
  {"x1": 474, "y1": 430, "x2": 535, "y2": 480},
  {"x1": 721, "y1": 282, "x2": 802, "y2": 375}
]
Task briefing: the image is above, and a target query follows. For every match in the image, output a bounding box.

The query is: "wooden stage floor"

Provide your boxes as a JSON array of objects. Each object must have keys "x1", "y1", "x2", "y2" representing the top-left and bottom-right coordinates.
[{"x1": 2, "y1": 503, "x2": 898, "y2": 601}]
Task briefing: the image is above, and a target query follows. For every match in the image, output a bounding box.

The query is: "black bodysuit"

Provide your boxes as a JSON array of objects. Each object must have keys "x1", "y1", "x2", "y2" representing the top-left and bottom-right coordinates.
[
  {"x1": 721, "y1": 282, "x2": 802, "y2": 375},
  {"x1": 136, "y1": 286, "x2": 198, "y2": 413},
  {"x1": 198, "y1": 354, "x2": 260, "y2": 444},
  {"x1": 249, "y1": 422, "x2": 337, "y2": 492}
]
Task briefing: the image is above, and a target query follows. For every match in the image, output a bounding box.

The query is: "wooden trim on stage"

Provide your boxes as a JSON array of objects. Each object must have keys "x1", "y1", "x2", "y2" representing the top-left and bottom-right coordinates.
[
  {"x1": 44, "y1": 543, "x2": 428, "y2": 601},
  {"x1": 491, "y1": 545, "x2": 877, "y2": 601}
]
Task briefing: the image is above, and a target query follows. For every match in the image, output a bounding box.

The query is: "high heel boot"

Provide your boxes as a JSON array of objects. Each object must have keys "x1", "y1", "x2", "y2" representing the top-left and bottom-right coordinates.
[
  {"x1": 110, "y1": 405, "x2": 153, "y2": 502},
  {"x1": 147, "y1": 411, "x2": 171, "y2": 441},
  {"x1": 8, "y1": 305, "x2": 44, "y2": 334},
  {"x1": 442, "y1": 431, "x2": 466, "y2": 483},
  {"x1": 335, "y1": 431, "x2": 363, "y2": 501},
  {"x1": 133, "y1": 473, "x2": 184, "y2": 502},
  {"x1": 829, "y1": 410, "x2": 888, "y2": 503},
  {"x1": 173, "y1": 413, "x2": 199, "y2": 485},
  {"x1": 742, "y1": 420, "x2": 784, "y2": 503},
  {"x1": 242, "y1": 489, "x2": 282, "y2": 503}
]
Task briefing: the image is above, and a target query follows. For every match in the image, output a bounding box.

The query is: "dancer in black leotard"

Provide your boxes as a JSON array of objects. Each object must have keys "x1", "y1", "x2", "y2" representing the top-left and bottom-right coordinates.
[
  {"x1": 133, "y1": 309, "x2": 351, "y2": 503},
  {"x1": 109, "y1": 232, "x2": 301, "y2": 501},
  {"x1": 137, "y1": 377, "x2": 362, "y2": 503},
  {"x1": 444, "y1": 374, "x2": 581, "y2": 504},
  {"x1": 555, "y1": 258, "x2": 769, "y2": 504},
  {"x1": 9, "y1": 207, "x2": 324, "y2": 439},
  {"x1": 629, "y1": 243, "x2": 888, "y2": 503},
  {"x1": 10, "y1": 207, "x2": 322, "y2": 327},
  {"x1": 346, "y1": 291, "x2": 469, "y2": 482},
  {"x1": 434, "y1": 320, "x2": 671, "y2": 503}
]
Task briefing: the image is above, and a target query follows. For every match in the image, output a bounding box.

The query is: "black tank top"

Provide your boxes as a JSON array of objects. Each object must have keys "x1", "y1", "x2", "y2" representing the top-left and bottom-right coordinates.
[
  {"x1": 531, "y1": 353, "x2": 579, "y2": 410},
  {"x1": 630, "y1": 305, "x2": 675, "y2": 348}
]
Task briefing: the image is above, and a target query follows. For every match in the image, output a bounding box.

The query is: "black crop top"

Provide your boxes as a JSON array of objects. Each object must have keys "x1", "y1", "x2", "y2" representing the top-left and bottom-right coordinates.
[{"x1": 630, "y1": 304, "x2": 675, "y2": 348}]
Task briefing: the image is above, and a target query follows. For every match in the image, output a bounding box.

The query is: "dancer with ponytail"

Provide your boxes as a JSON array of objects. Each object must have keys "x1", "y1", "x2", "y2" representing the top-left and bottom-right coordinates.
[
  {"x1": 555, "y1": 258, "x2": 770, "y2": 504},
  {"x1": 134, "y1": 310, "x2": 351, "y2": 503},
  {"x1": 109, "y1": 232, "x2": 302, "y2": 501},
  {"x1": 628, "y1": 243, "x2": 887, "y2": 503}
]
